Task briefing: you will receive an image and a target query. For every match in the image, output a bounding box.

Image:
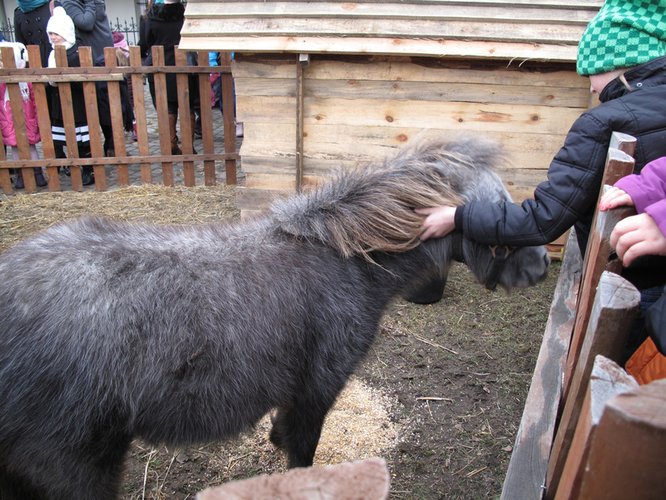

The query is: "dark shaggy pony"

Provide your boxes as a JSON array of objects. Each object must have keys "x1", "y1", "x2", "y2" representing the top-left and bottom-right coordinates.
[{"x1": 0, "y1": 136, "x2": 548, "y2": 499}]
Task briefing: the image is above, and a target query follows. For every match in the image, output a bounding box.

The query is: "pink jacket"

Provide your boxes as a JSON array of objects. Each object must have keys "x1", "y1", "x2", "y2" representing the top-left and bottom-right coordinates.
[
  {"x1": 0, "y1": 82, "x2": 40, "y2": 146},
  {"x1": 615, "y1": 156, "x2": 666, "y2": 238}
]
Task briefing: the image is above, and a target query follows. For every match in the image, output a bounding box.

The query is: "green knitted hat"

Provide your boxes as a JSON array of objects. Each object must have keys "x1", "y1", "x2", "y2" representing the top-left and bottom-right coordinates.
[{"x1": 577, "y1": 0, "x2": 666, "y2": 76}]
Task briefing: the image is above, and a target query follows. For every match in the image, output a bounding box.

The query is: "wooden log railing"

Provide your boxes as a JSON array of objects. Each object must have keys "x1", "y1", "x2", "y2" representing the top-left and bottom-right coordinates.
[
  {"x1": 0, "y1": 45, "x2": 239, "y2": 194},
  {"x1": 501, "y1": 132, "x2": 666, "y2": 499}
]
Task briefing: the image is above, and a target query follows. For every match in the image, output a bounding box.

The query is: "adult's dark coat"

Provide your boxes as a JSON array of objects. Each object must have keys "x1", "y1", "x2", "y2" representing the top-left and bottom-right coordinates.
[
  {"x1": 141, "y1": 1, "x2": 185, "y2": 112},
  {"x1": 13, "y1": 0, "x2": 58, "y2": 67}
]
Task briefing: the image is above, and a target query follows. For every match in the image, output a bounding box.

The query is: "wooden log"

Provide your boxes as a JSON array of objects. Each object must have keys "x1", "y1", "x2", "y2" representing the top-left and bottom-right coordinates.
[
  {"x1": 546, "y1": 272, "x2": 640, "y2": 498},
  {"x1": 500, "y1": 232, "x2": 581, "y2": 500},
  {"x1": 554, "y1": 355, "x2": 638, "y2": 500},
  {"x1": 574, "y1": 378, "x2": 666, "y2": 500},
  {"x1": 196, "y1": 457, "x2": 390, "y2": 500}
]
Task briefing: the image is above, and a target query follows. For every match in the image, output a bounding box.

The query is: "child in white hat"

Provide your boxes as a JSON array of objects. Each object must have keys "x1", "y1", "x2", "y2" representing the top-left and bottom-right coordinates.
[{"x1": 46, "y1": 6, "x2": 94, "y2": 186}]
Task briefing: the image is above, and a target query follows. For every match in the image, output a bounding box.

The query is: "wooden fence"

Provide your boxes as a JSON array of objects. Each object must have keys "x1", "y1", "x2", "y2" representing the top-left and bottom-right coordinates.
[
  {"x1": 0, "y1": 45, "x2": 238, "y2": 194},
  {"x1": 502, "y1": 132, "x2": 666, "y2": 499}
]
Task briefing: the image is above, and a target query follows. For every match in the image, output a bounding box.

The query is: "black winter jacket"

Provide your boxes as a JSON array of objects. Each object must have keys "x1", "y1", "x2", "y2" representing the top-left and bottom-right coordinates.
[
  {"x1": 455, "y1": 55, "x2": 666, "y2": 255},
  {"x1": 49, "y1": 45, "x2": 88, "y2": 126},
  {"x1": 141, "y1": 2, "x2": 185, "y2": 68},
  {"x1": 141, "y1": 2, "x2": 189, "y2": 110}
]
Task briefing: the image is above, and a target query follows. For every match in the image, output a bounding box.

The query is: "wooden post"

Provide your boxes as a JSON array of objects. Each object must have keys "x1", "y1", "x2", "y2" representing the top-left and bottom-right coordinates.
[
  {"x1": 26, "y1": 45, "x2": 59, "y2": 191},
  {"x1": 2, "y1": 46, "x2": 36, "y2": 193},
  {"x1": 295, "y1": 53, "x2": 309, "y2": 193},
  {"x1": 104, "y1": 46, "x2": 128, "y2": 187},
  {"x1": 220, "y1": 52, "x2": 237, "y2": 185},
  {"x1": 129, "y1": 46, "x2": 152, "y2": 184},
  {"x1": 175, "y1": 48, "x2": 196, "y2": 186},
  {"x1": 152, "y1": 46, "x2": 174, "y2": 186},
  {"x1": 55, "y1": 45, "x2": 83, "y2": 191},
  {"x1": 563, "y1": 145, "x2": 636, "y2": 396},
  {"x1": 78, "y1": 47, "x2": 105, "y2": 190},
  {"x1": 197, "y1": 50, "x2": 216, "y2": 186},
  {"x1": 0, "y1": 125, "x2": 9, "y2": 194}
]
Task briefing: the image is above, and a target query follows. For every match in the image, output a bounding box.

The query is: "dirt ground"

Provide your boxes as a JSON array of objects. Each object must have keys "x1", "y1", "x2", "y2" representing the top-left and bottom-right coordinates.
[{"x1": 0, "y1": 185, "x2": 559, "y2": 499}]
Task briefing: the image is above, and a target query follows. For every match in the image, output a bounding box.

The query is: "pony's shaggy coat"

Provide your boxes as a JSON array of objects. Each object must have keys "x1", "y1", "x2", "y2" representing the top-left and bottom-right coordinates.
[{"x1": 0, "y1": 136, "x2": 548, "y2": 499}]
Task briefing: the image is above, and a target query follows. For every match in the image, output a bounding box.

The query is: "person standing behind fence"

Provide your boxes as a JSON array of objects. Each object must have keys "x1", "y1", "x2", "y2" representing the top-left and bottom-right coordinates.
[
  {"x1": 141, "y1": 0, "x2": 199, "y2": 155},
  {"x1": 59, "y1": 0, "x2": 113, "y2": 61},
  {"x1": 47, "y1": 6, "x2": 94, "y2": 185},
  {"x1": 60, "y1": 0, "x2": 118, "y2": 160},
  {"x1": 95, "y1": 45, "x2": 134, "y2": 156},
  {"x1": 138, "y1": 0, "x2": 153, "y2": 63},
  {"x1": 14, "y1": 0, "x2": 60, "y2": 67},
  {"x1": 0, "y1": 41, "x2": 46, "y2": 189},
  {"x1": 113, "y1": 31, "x2": 137, "y2": 141}
]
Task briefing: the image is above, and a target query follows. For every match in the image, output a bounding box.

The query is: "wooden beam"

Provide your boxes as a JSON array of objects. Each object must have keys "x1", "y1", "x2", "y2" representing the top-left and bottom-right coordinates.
[
  {"x1": 500, "y1": 232, "x2": 581, "y2": 500},
  {"x1": 546, "y1": 272, "x2": 640, "y2": 498},
  {"x1": 177, "y1": 36, "x2": 581, "y2": 62},
  {"x1": 554, "y1": 355, "x2": 638, "y2": 500},
  {"x1": 574, "y1": 378, "x2": 666, "y2": 499}
]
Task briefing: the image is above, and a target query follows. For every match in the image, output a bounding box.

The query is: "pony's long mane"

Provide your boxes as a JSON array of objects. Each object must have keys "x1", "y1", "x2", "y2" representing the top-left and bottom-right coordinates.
[{"x1": 271, "y1": 136, "x2": 505, "y2": 261}]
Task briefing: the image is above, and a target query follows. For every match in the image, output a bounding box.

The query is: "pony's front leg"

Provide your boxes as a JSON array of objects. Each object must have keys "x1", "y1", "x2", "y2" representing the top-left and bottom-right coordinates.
[{"x1": 269, "y1": 394, "x2": 333, "y2": 468}]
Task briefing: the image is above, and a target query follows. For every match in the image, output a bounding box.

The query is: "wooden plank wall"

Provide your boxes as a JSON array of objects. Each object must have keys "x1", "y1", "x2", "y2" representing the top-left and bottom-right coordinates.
[
  {"x1": 234, "y1": 55, "x2": 590, "y2": 224},
  {"x1": 181, "y1": 1, "x2": 602, "y2": 61}
]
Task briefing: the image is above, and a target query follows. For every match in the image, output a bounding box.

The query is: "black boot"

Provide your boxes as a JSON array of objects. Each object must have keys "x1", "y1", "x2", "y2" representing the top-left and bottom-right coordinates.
[
  {"x1": 34, "y1": 168, "x2": 47, "y2": 187},
  {"x1": 81, "y1": 166, "x2": 95, "y2": 186},
  {"x1": 14, "y1": 171, "x2": 24, "y2": 189}
]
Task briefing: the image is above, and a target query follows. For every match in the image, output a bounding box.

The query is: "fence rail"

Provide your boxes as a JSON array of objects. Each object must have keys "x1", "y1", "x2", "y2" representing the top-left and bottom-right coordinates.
[{"x1": 0, "y1": 45, "x2": 238, "y2": 194}]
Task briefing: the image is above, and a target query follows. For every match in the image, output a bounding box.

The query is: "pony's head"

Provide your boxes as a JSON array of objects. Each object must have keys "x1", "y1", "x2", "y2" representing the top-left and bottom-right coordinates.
[
  {"x1": 271, "y1": 135, "x2": 548, "y2": 292},
  {"x1": 407, "y1": 136, "x2": 550, "y2": 291}
]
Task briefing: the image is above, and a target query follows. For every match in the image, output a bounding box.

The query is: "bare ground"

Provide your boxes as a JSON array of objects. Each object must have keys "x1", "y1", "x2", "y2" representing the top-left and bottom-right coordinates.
[{"x1": 0, "y1": 185, "x2": 558, "y2": 499}]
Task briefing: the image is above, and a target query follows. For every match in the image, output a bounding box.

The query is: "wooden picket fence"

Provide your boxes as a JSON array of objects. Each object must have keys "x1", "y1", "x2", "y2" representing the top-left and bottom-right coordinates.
[{"x1": 0, "y1": 45, "x2": 239, "y2": 194}]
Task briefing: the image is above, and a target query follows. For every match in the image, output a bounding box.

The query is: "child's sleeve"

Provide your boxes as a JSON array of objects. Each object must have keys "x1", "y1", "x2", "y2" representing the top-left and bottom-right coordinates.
[{"x1": 615, "y1": 157, "x2": 666, "y2": 214}]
